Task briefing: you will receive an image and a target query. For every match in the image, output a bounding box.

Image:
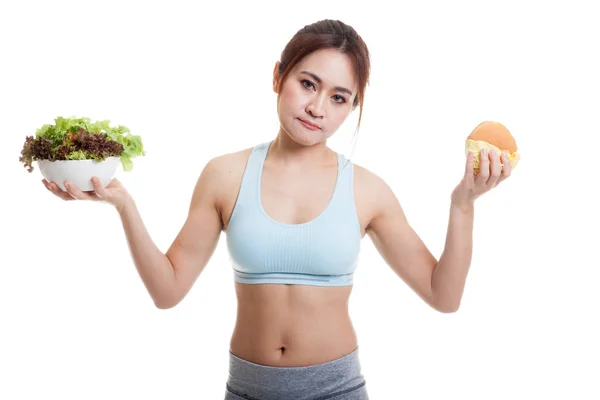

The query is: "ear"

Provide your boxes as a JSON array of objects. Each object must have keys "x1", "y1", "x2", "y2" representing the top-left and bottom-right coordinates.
[{"x1": 272, "y1": 61, "x2": 281, "y2": 93}]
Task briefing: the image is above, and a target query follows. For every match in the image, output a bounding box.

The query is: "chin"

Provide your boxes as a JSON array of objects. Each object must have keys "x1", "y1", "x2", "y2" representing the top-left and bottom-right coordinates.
[
  {"x1": 280, "y1": 119, "x2": 327, "y2": 147},
  {"x1": 290, "y1": 131, "x2": 328, "y2": 147}
]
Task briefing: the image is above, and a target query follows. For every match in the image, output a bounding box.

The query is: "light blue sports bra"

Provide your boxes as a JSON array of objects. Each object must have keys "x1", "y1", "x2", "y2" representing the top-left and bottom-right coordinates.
[{"x1": 225, "y1": 141, "x2": 362, "y2": 287}]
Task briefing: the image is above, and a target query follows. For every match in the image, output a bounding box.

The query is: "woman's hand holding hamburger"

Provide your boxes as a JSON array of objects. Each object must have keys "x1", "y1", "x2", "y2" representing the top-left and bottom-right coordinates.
[{"x1": 451, "y1": 121, "x2": 519, "y2": 210}]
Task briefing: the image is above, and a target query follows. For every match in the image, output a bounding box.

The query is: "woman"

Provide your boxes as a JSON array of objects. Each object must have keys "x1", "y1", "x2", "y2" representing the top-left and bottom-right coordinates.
[{"x1": 42, "y1": 19, "x2": 511, "y2": 400}]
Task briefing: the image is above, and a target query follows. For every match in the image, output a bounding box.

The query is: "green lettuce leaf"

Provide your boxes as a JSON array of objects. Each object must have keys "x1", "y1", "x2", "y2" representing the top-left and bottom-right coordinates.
[{"x1": 30, "y1": 116, "x2": 145, "y2": 171}]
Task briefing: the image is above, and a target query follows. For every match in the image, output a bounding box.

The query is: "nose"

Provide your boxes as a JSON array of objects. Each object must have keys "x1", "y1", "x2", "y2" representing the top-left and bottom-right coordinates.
[{"x1": 305, "y1": 95, "x2": 326, "y2": 118}]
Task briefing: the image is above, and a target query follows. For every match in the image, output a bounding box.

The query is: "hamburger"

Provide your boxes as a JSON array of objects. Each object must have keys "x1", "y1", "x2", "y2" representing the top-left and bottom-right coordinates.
[{"x1": 465, "y1": 121, "x2": 520, "y2": 174}]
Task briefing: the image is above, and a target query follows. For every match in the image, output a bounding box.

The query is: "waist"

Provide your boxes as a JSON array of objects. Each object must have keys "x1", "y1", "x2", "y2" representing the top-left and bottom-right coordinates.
[
  {"x1": 226, "y1": 346, "x2": 367, "y2": 400},
  {"x1": 230, "y1": 282, "x2": 357, "y2": 366}
]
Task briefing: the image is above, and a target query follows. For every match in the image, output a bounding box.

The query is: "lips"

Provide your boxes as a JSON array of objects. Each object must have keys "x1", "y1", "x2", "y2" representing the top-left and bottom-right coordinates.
[{"x1": 298, "y1": 118, "x2": 321, "y2": 130}]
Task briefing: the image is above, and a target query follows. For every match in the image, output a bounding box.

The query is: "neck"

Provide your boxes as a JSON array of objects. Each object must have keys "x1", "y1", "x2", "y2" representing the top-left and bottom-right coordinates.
[{"x1": 269, "y1": 128, "x2": 334, "y2": 167}]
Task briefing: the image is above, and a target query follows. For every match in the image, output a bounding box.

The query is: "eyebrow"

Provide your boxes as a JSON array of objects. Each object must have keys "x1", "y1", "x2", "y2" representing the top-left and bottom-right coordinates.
[{"x1": 300, "y1": 71, "x2": 353, "y2": 96}]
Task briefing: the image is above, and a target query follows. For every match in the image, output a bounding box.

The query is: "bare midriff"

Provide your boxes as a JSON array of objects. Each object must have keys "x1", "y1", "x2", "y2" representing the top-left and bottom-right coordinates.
[{"x1": 229, "y1": 282, "x2": 358, "y2": 367}]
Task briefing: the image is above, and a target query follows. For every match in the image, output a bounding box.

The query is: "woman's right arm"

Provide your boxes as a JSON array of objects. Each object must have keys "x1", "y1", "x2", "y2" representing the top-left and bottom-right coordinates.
[{"x1": 45, "y1": 157, "x2": 224, "y2": 309}]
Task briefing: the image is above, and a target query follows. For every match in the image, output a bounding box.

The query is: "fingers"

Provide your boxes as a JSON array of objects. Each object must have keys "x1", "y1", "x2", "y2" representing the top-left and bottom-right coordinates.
[
  {"x1": 107, "y1": 177, "x2": 123, "y2": 189},
  {"x1": 465, "y1": 151, "x2": 474, "y2": 176},
  {"x1": 475, "y1": 148, "x2": 507, "y2": 188},
  {"x1": 63, "y1": 181, "x2": 99, "y2": 201},
  {"x1": 488, "y1": 149, "x2": 502, "y2": 187},
  {"x1": 496, "y1": 151, "x2": 512, "y2": 185},
  {"x1": 43, "y1": 179, "x2": 76, "y2": 201},
  {"x1": 475, "y1": 148, "x2": 490, "y2": 185},
  {"x1": 42, "y1": 178, "x2": 112, "y2": 202},
  {"x1": 90, "y1": 177, "x2": 107, "y2": 199},
  {"x1": 463, "y1": 151, "x2": 475, "y2": 188}
]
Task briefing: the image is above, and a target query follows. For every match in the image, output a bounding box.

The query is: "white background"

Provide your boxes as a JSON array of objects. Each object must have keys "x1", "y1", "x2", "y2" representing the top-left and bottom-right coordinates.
[{"x1": 1, "y1": 0, "x2": 599, "y2": 399}]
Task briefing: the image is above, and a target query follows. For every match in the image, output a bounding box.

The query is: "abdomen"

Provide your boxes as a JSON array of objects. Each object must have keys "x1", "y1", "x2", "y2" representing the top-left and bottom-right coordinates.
[{"x1": 229, "y1": 282, "x2": 359, "y2": 367}]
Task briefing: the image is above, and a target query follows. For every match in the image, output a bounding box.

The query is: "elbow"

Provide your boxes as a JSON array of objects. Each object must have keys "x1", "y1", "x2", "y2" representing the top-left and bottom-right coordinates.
[
  {"x1": 437, "y1": 304, "x2": 460, "y2": 313},
  {"x1": 434, "y1": 300, "x2": 460, "y2": 313},
  {"x1": 154, "y1": 300, "x2": 176, "y2": 310},
  {"x1": 152, "y1": 276, "x2": 182, "y2": 310},
  {"x1": 153, "y1": 294, "x2": 181, "y2": 310},
  {"x1": 430, "y1": 293, "x2": 460, "y2": 313}
]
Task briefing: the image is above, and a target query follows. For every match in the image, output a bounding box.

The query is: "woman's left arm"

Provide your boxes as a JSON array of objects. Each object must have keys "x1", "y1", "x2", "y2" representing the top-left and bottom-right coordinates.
[{"x1": 366, "y1": 148, "x2": 512, "y2": 313}]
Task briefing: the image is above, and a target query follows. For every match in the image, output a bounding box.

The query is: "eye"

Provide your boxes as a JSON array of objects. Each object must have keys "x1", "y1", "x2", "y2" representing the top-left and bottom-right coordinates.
[
  {"x1": 301, "y1": 79, "x2": 316, "y2": 90},
  {"x1": 333, "y1": 95, "x2": 347, "y2": 104}
]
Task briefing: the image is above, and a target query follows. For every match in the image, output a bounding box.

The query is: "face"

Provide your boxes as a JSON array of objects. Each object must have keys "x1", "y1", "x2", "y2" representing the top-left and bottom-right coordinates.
[{"x1": 273, "y1": 48, "x2": 358, "y2": 147}]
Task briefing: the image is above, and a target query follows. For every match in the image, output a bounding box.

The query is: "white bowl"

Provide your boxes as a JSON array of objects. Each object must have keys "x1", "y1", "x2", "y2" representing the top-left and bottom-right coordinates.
[{"x1": 37, "y1": 156, "x2": 121, "y2": 191}]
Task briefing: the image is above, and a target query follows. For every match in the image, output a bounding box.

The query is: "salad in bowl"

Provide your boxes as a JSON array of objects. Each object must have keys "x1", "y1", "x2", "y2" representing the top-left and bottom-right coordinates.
[{"x1": 19, "y1": 116, "x2": 145, "y2": 191}]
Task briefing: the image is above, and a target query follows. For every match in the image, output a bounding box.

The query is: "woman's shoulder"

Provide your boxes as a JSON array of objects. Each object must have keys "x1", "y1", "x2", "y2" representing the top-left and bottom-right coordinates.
[
  {"x1": 200, "y1": 145, "x2": 254, "y2": 186},
  {"x1": 210, "y1": 145, "x2": 254, "y2": 168},
  {"x1": 351, "y1": 161, "x2": 400, "y2": 228},
  {"x1": 198, "y1": 144, "x2": 255, "y2": 202},
  {"x1": 352, "y1": 162, "x2": 389, "y2": 193}
]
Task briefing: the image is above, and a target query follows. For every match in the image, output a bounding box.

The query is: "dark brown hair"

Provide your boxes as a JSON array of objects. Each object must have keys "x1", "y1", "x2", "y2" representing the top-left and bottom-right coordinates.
[{"x1": 276, "y1": 19, "x2": 371, "y2": 131}]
